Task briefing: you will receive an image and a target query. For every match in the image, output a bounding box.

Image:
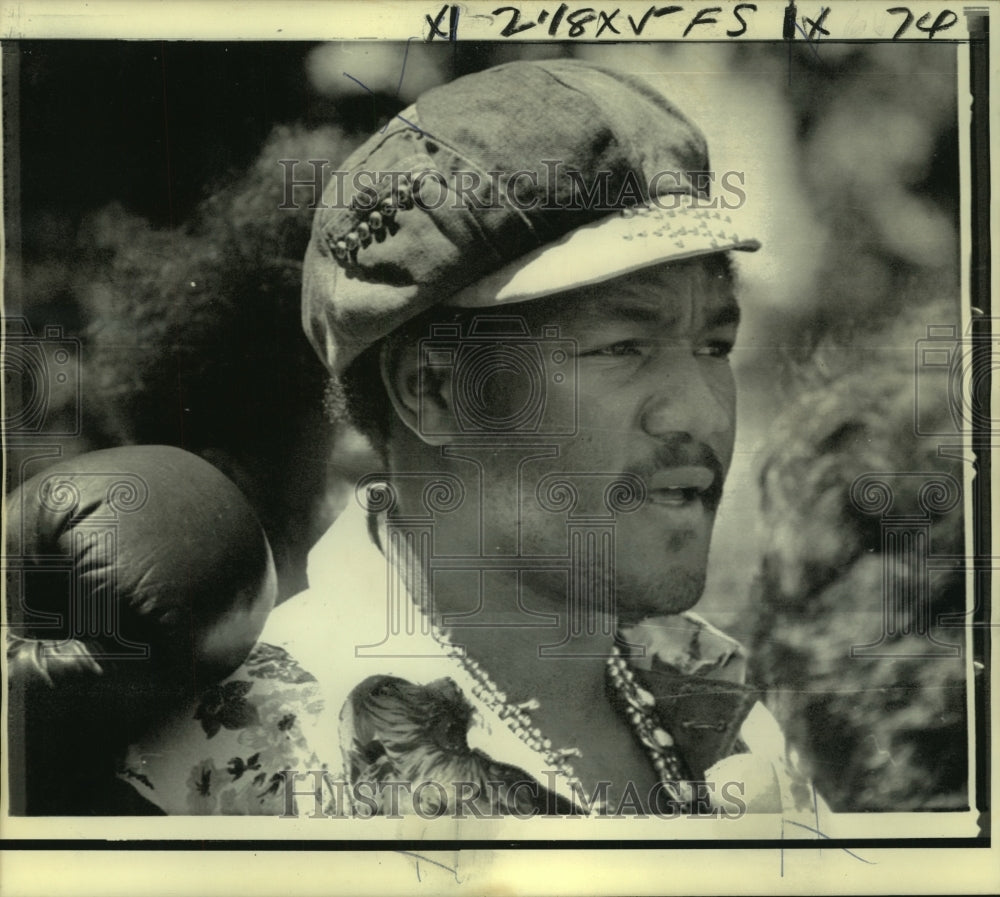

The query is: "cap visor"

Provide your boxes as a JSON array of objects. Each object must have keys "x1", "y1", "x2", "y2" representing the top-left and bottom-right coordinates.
[{"x1": 449, "y1": 195, "x2": 760, "y2": 308}]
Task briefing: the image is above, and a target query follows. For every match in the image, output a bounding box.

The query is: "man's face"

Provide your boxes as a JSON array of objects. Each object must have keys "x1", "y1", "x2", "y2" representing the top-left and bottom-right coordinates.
[{"x1": 434, "y1": 258, "x2": 739, "y2": 626}]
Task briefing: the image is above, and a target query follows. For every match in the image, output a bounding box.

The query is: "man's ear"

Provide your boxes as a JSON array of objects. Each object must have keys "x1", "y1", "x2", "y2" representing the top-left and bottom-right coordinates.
[{"x1": 380, "y1": 339, "x2": 456, "y2": 446}]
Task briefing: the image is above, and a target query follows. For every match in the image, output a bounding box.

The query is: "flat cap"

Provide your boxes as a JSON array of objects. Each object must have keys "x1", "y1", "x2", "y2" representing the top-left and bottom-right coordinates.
[{"x1": 302, "y1": 58, "x2": 759, "y2": 375}]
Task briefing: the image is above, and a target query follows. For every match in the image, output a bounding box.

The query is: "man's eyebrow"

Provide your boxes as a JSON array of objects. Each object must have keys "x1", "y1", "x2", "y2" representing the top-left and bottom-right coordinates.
[
  {"x1": 560, "y1": 293, "x2": 677, "y2": 328},
  {"x1": 565, "y1": 298, "x2": 742, "y2": 330},
  {"x1": 578, "y1": 303, "x2": 664, "y2": 326}
]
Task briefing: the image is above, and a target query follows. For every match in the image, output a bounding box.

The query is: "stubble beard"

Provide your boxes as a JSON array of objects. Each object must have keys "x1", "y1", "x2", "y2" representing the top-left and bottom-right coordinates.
[{"x1": 609, "y1": 565, "x2": 707, "y2": 628}]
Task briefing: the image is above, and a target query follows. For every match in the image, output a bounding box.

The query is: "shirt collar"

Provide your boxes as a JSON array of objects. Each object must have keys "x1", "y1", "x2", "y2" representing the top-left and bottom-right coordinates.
[{"x1": 620, "y1": 613, "x2": 749, "y2": 685}]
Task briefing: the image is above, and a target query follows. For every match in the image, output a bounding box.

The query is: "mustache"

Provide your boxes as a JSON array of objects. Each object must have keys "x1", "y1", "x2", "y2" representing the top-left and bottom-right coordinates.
[{"x1": 622, "y1": 437, "x2": 727, "y2": 512}]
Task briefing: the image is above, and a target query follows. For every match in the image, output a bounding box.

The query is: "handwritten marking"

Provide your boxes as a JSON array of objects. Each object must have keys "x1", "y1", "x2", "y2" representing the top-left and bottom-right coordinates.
[
  {"x1": 596, "y1": 9, "x2": 622, "y2": 35},
  {"x1": 488, "y1": 4, "x2": 755, "y2": 39},
  {"x1": 886, "y1": 7, "x2": 958, "y2": 40},
  {"x1": 783, "y1": 1, "x2": 796, "y2": 87},
  {"x1": 792, "y1": 23, "x2": 818, "y2": 60},
  {"x1": 549, "y1": 3, "x2": 568, "y2": 36},
  {"x1": 781, "y1": 784, "x2": 873, "y2": 874},
  {"x1": 682, "y1": 6, "x2": 721, "y2": 38},
  {"x1": 341, "y1": 72, "x2": 423, "y2": 135},
  {"x1": 787, "y1": 6, "x2": 829, "y2": 64},
  {"x1": 783, "y1": 819, "x2": 876, "y2": 864},
  {"x1": 801, "y1": 6, "x2": 830, "y2": 41},
  {"x1": 793, "y1": 20, "x2": 822, "y2": 62},
  {"x1": 425, "y1": 5, "x2": 460, "y2": 40},
  {"x1": 782, "y1": 0, "x2": 797, "y2": 40},
  {"x1": 813, "y1": 784, "x2": 820, "y2": 857},
  {"x1": 342, "y1": 38, "x2": 426, "y2": 136},
  {"x1": 396, "y1": 850, "x2": 462, "y2": 884}
]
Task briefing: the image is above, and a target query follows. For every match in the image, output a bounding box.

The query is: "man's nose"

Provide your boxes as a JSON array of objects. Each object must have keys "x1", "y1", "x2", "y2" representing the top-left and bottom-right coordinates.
[{"x1": 638, "y1": 357, "x2": 735, "y2": 455}]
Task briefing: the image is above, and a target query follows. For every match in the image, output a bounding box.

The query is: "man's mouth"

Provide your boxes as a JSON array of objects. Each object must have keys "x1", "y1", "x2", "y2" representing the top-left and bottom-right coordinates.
[{"x1": 646, "y1": 466, "x2": 719, "y2": 509}]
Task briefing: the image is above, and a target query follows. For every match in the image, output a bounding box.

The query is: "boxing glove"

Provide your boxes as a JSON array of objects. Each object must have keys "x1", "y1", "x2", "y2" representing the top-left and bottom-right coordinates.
[{"x1": 6, "y1": 445, "x2": 277, "y2": 814}]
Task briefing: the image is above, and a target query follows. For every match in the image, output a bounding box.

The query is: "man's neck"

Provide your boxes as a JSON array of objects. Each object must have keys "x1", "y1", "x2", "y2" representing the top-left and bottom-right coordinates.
[
  {"x1": 431, "y1": 568, "x2": 668, "y2": 801},
  {"x1": 430, "y1": 568, "x2": 619, "y2": 734},
  {"x1": 373, "y1": 504, "x2": 668, "y2": 799},
  {"x1": 380, "y1": 449, "x2": 630, "y2": 739}
]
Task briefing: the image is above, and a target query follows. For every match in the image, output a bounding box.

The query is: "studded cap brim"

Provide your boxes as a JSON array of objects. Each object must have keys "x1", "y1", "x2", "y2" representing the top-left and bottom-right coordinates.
[{"x1": 449, "y1": 196, "x2": 759, "y2": 308}]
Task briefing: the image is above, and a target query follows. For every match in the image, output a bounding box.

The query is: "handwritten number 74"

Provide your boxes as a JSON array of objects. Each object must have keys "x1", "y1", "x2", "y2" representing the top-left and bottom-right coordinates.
[{"x1": 886, "y1": 7, "x2": 958, "y2": 40}]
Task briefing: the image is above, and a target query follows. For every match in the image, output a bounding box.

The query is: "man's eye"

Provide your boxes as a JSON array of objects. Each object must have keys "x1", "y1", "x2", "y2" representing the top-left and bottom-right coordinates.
[
  {"x1": 587, "y1": 340, "x2": 647, "y2": 358},
  {"x1": 695, "y1": 341, "x2": 734, "y2": 359}
]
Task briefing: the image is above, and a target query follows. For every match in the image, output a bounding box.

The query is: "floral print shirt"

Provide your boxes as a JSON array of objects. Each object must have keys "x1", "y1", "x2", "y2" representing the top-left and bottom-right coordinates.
[{"x1": 120, "y1": 504, "x2": 828, "y2": 827}]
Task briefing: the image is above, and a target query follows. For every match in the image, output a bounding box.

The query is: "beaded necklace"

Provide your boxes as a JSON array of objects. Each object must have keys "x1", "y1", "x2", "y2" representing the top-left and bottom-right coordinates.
[
  {"x1": 606, "y1": 644, "x2": 693, "y2": 808},
  {"x1": 430, "y1": 623, "x2": 692, "y2": 812},
  {"x1": 430, "y1": 623, "x2": 586, "y2": 798}
]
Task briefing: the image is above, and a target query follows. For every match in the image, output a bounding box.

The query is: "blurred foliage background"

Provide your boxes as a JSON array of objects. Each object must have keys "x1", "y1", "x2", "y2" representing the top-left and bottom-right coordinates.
[
  {"x1": 5, "y1": 38, "x2": 960, "y2": 609},
  {"x1": 4, "y1": 38, "x2": 970, "y2": 812}
]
